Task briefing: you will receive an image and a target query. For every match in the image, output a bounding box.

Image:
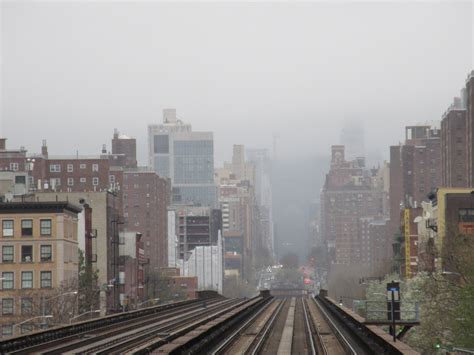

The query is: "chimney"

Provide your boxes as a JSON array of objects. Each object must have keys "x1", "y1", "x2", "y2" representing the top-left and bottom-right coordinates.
[
  {"x1": 41, "y1": 140, "x2": 48, "y2": 158},
  {"x1": 113, "y1": 128, "x2": 119, "y2": 139},
  {"x1": 0, "y1": 138, "x2": 6, "y2": 150}
]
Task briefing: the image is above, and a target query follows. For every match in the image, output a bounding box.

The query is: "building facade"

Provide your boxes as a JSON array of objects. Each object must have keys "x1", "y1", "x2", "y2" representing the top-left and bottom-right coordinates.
[
  {"x1": 122, "y1": 169, "x2": 170, "y2": 271},
  {"x1": 0, "y1": 202, "x2": 81, "y2": 337},
  {"x1": 441, "y1": 98, "x2": 468, "y2": 188},
  {"x1": 320, "y1": 145, "x2": 388, "y2": 268},
  {"x1": 148, "y1": 109, "x2": 217, "y2": 207},
  {"x1": 389, "y1": 125, "x2": 442, "y2": 241}
]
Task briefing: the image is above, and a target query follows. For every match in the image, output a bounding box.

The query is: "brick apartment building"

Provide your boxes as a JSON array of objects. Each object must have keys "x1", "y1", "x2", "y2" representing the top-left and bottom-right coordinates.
[
  {"x1": 29, "y1": 191, "x2": 122, "y2": 312},
  {"x1": 0, "y1": 202, "x2": 82, "y2": 337},
  {"x1": 0, "y1": 131, "x2": 171, "y2": 306},
  {"x1": 389, "y1": 125, "x2": 442, "y2": 241},
  {"x1": 122, "y1": 169, "x2": 170, "y2": 271},
  {"x1": 320, "y1": 146, "x2": 388, "y2": 268},
  {"x1": 465, "y1": 71, "x2": 474, "y2": 186},
  {"x1": 0, "y1": 139, "x2": 121, "y2": 195},
  {"x1": 441, "y1": 98, "x2": 468, "y2": 188}
]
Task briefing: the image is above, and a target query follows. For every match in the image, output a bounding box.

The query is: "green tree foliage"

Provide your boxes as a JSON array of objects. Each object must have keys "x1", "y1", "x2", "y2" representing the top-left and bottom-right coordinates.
[
  {"x1": 449, "y1": 233, "x2": 474, "y2": 349},
  {"x1": 78, "y1": 249, "x2": 100, "y2": 314}
]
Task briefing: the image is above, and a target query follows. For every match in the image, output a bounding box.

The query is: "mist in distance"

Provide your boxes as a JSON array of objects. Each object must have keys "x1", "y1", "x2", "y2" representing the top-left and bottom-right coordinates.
[
  {"x1": 1, "y1": 1, "x2": 473, "y2": 258},
  {"x1": 1, "y1": 1, "x2": 472, "y2": 164}
]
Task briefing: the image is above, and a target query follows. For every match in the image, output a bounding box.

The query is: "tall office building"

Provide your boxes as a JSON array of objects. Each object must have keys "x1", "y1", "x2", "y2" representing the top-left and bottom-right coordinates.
[
  {"x1": 441, "y1": 97, "x2": 468, "y2": 188},
  {"x1": 148, "y1": 109, "x2": 217, "y2": 207}
]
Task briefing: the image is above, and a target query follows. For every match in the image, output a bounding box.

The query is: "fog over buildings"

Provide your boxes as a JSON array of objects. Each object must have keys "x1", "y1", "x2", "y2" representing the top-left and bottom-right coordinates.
[
  {"x1": 1, "y1": 1, "x2": 473, "y2": 260},
  {"x1": 1, "y1": 1, "x2": 473, "y2": 165},
  {"x1": 1, "y1": 2, "x2": 474, "y2": 346}
]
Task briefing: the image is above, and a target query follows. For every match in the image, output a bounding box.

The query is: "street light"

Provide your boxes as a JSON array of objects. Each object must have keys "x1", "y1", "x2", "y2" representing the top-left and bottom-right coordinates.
[
  {"x1": 40, "y1": 291, "x2": 79, "y2": 328},
  {"x1": 441, "y1": 270, "x2": 462, "y2": 276},
  {"x1": 137, "y1": 298, "x2": 160, "y2": 308},
  {"x1": 42, "y1": 291, "x2": 78, "y2": 317},
  {"x1": 69, "y1": 309, "x2": 101, "y2": 323},
  {"x1": 13, "y1": 315, "x2": 53, "y2": 335}
]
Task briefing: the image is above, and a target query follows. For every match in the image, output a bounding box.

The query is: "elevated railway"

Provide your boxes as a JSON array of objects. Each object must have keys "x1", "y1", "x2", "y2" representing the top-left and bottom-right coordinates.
[{"x1": 0, "y1": 290, "x2": 420, "y2": 354}]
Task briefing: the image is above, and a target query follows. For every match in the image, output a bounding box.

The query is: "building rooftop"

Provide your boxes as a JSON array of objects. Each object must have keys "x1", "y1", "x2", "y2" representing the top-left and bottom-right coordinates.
[{"x1": 0, "y1": 201, "x2": 82, "y2": 214}]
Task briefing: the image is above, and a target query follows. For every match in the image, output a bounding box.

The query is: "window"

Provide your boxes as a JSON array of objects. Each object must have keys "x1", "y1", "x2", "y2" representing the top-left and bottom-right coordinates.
[
  {"x1": 2, "y1": 272, "x2": 13, "y2": 289},
  {"x1": 21, "y1": 272, "x2": 33, "y2": 288},
  {"x1": 459, "y1": 208, "x2": 474, "y2": 222},
  {"x1": 67, "y1": 178, "x2": 74, "y2": 186},
  {"x1": 2, "y1": 246, "x2": 13, "y2": 263},
  {"x1": 50, "y1": 178, "x2": 61, "y2": 187},
  {"x1": 9, "y1": 162, "x2": 19, "y2": 171},
  {"x1": 109, "y1": 175, "x2": 115, "y2": 183},
  {"x1": 80, "y1": 163, "x2": 86, "y2": 169},
  {"x1": 40, "y1": 220, "x2": 52, "y2": 236},
  {"x1": 92, "y1": 164, "x2": 99, "y2": 172},
  {"x1": 2, "y1": 299, "x2": 13, "y2": 315},
  {"x1": 2, "y1": 324, "x2": 13, "y2": 337},
  {"x1": 21, "y1": 298, "x2": 33, "y2": 315},
  {"x1": 92, "y1": 177, "x2": 99, "y2": 186},
  {"x1": 15, "y1": 175, "x2": 26, "y2": 184},
  {"x1": 40, "y1": 271, "x2": 52, "y2": 288},
  {"x1": 49, "y1": 164, "x2": 61, "y2": 172},
  {"x1": 21, "y1": 245, "x2": 33, "y2": 263},
  {"x1": 21, "y1": 220, "x2": 33, "y2": 236},
  {"x1": 67, "y1": 164, "x2": 74, "y2": 172},
  {"x1": 2, "y1": 220, "x2": 13, "y2": 237},
  {"x1": 40, "y1": 245, "x2": 52, "y2": 262},
  {"x1": 80, "y1": 177, "x2": 86, "y2": 183}
]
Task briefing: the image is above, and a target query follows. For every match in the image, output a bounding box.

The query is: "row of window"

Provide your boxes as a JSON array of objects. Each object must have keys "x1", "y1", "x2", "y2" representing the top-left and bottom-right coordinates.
[
  {"x1": 8, "y1": 163, "x2": 19, "y2": 171},
  {"x1": 1, "y1": 323, "x2": 38, "y2": 337},
  {"x1": 1, "y1": 297, "x2": 35, "y2": 316},
  {"x1": 1, "y1": 271, "x2": 52, "y2": 290},
  {"x1": 2, "y1": 245, "x2": 52, "y2": 263},
  {"x1": 50, "y1": 177, "x2": 100, "y2": 187},
  {"x1": 7, "y1": 163, "x2": 103, "y2": 173},
  {"x1": 2, "y1": 219, "x2": 51, "y2": 238},
  {"x1": 49, "y1": 163, "x2": 100, "y2": 173},
  {"x1": 459, "y1": 208, "x2": 474, "y2": 222}
]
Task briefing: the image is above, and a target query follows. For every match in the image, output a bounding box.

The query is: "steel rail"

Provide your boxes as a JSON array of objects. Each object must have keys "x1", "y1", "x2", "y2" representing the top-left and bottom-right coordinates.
[
  {"x1": 64, "y1": 299, "x2": 241, "y2": 354},
  {"x1": 304, "y1": 298, "x2": 330, "y2": 355},
  {"x1": 249, "y1": 298, "x2": 286, "y2": 355},
  {"x1": 313, "y1": 297, "x2": 358, "y2": 355},
  {"x1": 126, "y1": 297, "x2": 266, "y2": 355},
  {"x1": 302, "y1": 298, "x2": 317, "y2": 355},
  {"x1": 209, "y1": 298, "x2": 277, "y2": 355},
  {"x1": 3, "y1": 297, "x2": 211, "y2": 354},
  {"x1": 10, "y1": 298, "x2": 226, "y2": 355}
]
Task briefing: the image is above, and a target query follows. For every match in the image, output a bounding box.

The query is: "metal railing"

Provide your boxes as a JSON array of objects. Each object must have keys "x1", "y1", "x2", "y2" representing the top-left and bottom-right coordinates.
[{"x1": 363, "y1": 300, "x2": 419, "y2": 322}]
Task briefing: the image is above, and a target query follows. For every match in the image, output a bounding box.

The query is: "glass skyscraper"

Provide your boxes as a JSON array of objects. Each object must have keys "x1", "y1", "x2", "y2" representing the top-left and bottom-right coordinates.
[{"x1": 148, "y1": 109, "x2": 217, "y2": 208}]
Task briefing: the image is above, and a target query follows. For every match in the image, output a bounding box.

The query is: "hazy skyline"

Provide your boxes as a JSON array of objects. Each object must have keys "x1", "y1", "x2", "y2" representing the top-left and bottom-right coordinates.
[{"x1": 1, "y1": 1, "x2": 473, "y2": 165}]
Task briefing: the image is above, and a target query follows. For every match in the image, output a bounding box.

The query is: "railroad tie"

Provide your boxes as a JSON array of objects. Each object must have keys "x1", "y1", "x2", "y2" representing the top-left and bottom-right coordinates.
[{"x1": 277, "y1": 298, "x2": 296, "y2": 355}]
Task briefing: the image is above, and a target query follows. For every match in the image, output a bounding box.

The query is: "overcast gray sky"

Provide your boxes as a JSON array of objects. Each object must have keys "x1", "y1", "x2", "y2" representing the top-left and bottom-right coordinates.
[{"x1": 1, "y1": 1, "x2": 473, "y2": 165}]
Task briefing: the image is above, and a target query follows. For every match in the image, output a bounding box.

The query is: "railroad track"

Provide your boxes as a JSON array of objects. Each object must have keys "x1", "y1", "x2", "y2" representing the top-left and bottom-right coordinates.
[
  {"x1": 3, "y1": 294, "x2": 369, "y2": 355},
  {"x1": 91, "y1": 298, "x2": 247, "y2": 354},
  {"x1": 304, "y1": 297, "x2": 358, "y2": 355},
  {"x1": 7, "y1": 298, "x2": 226, "y2": 354},
  {"x1": 208, "y1": 296, "x2": 361, "y2": 355},
  {"x1": 211, "y1": 298, "x2": 286, "y2": 354}
]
